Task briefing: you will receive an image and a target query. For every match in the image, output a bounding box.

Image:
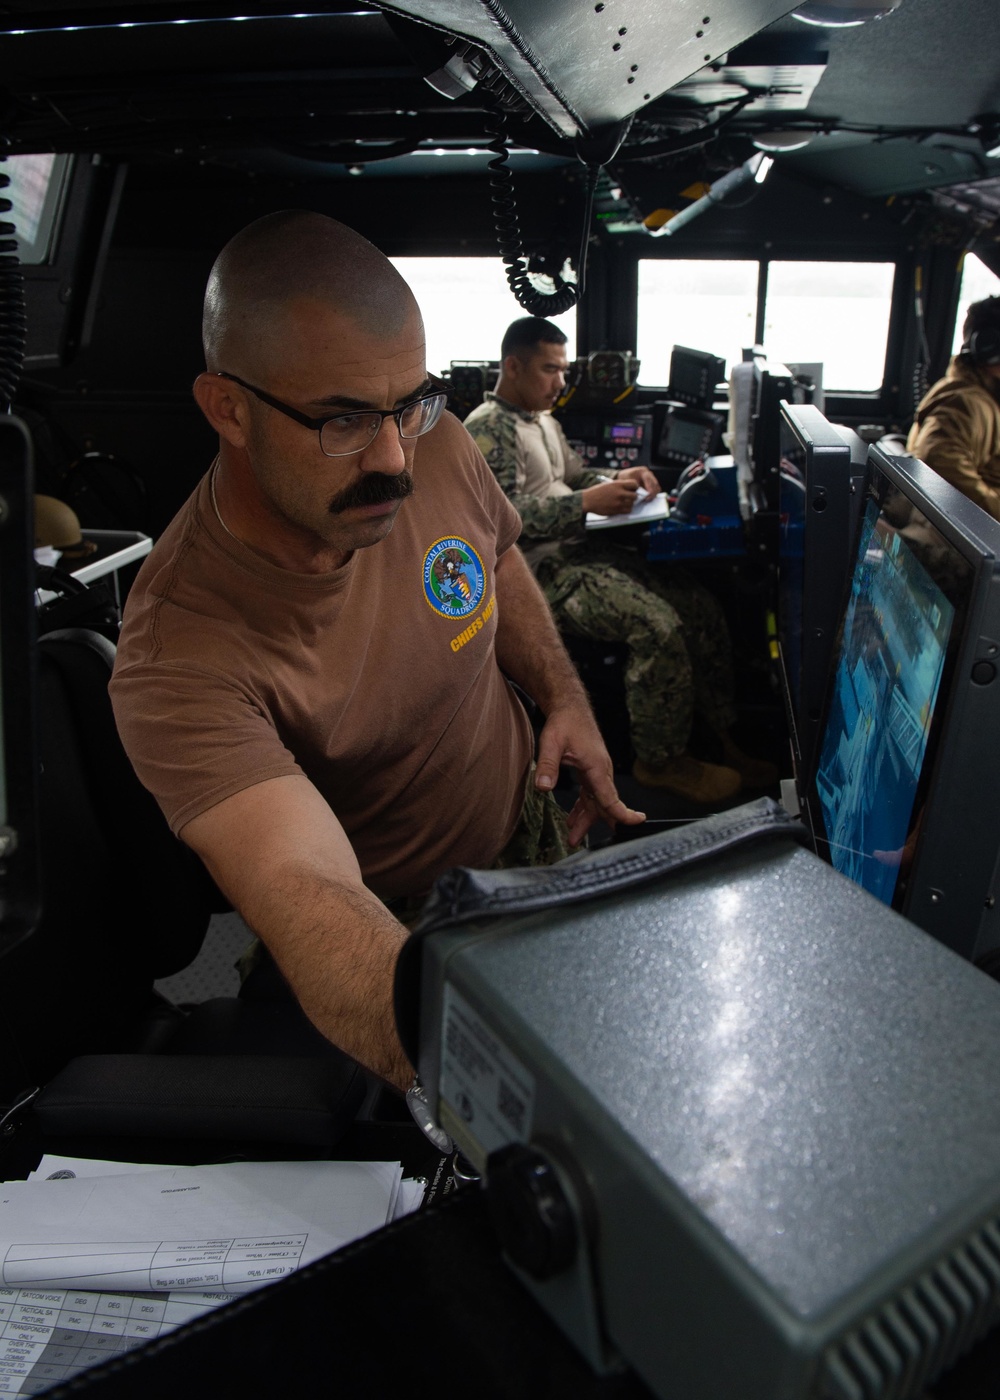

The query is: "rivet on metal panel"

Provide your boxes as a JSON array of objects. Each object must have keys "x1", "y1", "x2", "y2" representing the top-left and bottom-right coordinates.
[
  {"x1": 594, "y1": 2, "x2": 604, "y2": 10},
  {"x1": 703, "y1": 14, "x2": 711, "y2": 21},
  {"x1": 612, "y1": 42, "x2": 621, "y2": 51},
  {"x1": 619, "y1": 26, "x2": 627, "y2": 34},
  {"x1": 627, "y1": 76, "x2": 635, "y2": 83},
  {"x1": 630, "y1": 64, "x2": 638, "y2": 71},
  {"x1": 697, "y1": 29, "x2": 703, "y2": 36}
]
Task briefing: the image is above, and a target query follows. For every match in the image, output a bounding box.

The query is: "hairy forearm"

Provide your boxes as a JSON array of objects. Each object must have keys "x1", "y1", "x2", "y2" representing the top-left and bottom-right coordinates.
[
  {"x1": 494, "y1": 547, "x2": 591, "y2": 715},
  {"x1": 238, "y1": 861, "x2": 413, "y2": 1092}
]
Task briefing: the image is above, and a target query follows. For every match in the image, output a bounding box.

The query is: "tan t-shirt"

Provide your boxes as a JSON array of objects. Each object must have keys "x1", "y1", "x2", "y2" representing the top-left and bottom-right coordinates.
[{"x1": 110, "y1": 411, "x2": 534, "y2": 901}]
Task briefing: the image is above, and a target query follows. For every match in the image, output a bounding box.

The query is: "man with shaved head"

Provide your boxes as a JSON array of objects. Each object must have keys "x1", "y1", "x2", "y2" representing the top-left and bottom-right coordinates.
[{"x1": 111, "y1": 210, "x2": 643, "y2": 1096}]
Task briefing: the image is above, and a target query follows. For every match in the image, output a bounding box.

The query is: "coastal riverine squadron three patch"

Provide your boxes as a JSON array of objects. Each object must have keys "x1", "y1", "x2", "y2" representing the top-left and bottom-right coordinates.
[{"x1": 422, "y1": 537, "x2": 487, "y2": 619}]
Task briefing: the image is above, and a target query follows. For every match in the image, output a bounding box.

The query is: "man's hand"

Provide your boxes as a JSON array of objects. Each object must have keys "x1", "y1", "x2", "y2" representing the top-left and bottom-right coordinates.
[
  {"x1": 581, "y1": 478, "x2": 639, "y2": 516},
  {"x1": 617, "y1": 464, "x2": 660, "y2": 496},
  {"x1": 534, "y1": 702, "x2": 646, "y2": 845},
  {"x1": 493, "y1": 546, "x2": 646, "y2": 843}
]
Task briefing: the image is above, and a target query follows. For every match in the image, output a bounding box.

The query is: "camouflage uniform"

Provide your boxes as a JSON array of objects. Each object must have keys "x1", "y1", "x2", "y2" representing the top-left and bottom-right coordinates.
[
  {"x1": 492, "y1": 766, "x2": 576, "y2": 869},
  {"x1": 465, "y1": 392, "x2": 735, "y2": 767}
]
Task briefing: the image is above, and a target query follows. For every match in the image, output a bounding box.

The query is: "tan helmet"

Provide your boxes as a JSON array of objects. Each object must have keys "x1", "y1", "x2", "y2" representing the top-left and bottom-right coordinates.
[{"x1": 34, "y1": 495, "x2": 97, "y2": 560}]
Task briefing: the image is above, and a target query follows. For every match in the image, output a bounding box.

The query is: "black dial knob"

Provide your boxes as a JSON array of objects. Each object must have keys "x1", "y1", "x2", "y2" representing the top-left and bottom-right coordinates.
[{"x1": 486, "y1": 1143, "x2": 578, "y2": 1280}]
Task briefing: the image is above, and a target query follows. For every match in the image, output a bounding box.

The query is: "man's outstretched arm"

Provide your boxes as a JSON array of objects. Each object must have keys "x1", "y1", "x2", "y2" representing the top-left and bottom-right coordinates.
[
  {"x1": 493, "y1": 545, "x2": 645, "y2": 844},
  {"x1": 181, "y1": 774, "x2": 413, "y2": 1092}
]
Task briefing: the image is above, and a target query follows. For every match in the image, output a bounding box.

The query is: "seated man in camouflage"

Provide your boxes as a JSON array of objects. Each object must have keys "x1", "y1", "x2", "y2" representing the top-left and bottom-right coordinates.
[{"x1": 465, "y1": 317, "x2": 771, "y2": 805}]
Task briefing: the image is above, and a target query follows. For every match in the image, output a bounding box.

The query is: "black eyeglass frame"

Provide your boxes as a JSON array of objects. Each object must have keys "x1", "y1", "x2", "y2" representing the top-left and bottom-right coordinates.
[{"x1": 216, "y1": 371, "x2": 449, "y2": 456}]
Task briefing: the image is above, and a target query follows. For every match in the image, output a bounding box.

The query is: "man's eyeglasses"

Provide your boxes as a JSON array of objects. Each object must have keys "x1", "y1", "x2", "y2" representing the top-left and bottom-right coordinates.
[{"x1": 216, "y1": 371, "x2": 448, "y2": 458}]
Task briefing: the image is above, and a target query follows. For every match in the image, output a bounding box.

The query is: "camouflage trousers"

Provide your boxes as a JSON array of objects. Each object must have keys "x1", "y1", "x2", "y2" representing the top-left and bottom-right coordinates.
[
  {"x1": 537, "y1": 542, "x2": 736, "y2": 768},
  {"x1": 492, "y1": 764, "x2": 576, "y2": 870}
]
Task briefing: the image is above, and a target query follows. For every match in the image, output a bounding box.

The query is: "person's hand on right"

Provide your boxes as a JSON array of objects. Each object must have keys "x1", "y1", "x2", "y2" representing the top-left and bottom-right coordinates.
[{"x1": 581, "y1": 478, "x2": 639, "y2": 516}]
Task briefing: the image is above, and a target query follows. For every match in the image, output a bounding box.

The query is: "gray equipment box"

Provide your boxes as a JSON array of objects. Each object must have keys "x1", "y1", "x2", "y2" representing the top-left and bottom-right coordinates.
[{"x1": 398, "y1": 799, "x2": 1000, "y2": 1400}]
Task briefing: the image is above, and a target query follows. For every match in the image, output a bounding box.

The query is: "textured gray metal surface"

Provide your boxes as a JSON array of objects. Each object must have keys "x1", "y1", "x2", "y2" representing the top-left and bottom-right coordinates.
[
  {"x1": 441, "y1": 843, "x2": 1000, "y2": 1319},
  {"x1": 376, "y1": 0, "x2": 798, "y2": 135}
]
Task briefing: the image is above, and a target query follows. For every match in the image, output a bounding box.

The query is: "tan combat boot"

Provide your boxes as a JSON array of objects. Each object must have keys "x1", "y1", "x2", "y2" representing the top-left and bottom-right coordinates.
[
  {"x1": 632, "y1": 754, "x2": 742, "y2": 804},
  {"x1": 718, "y1": 733, "x2": 780, "y2": 789}
]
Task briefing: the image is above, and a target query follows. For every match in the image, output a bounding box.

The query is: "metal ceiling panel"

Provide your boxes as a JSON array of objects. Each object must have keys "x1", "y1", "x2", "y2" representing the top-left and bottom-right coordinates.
[
  {"x1": 375, "y1": 0, "x2": 798, "y2": 137},
  {"x1": 782, "y1": 132, "x2": 995, "y2": 198},
  {"x1": 672, "y1": 63, "x2": 826, "y2": 114}
]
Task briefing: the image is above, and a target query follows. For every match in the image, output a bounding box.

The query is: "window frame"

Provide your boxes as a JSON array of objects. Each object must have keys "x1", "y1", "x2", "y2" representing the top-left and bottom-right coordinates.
[
  {"x1": 758, "y1": 255, "x2": 898, "y2": 399},
  {"x1": 633, "y1": 251, "x2": 899, "y2": 403}
]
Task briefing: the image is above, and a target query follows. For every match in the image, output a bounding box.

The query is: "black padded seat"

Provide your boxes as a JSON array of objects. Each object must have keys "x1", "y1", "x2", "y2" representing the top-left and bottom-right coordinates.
[{"x1": 2, "y1": 627, "x2": 366, "y2": 1148}]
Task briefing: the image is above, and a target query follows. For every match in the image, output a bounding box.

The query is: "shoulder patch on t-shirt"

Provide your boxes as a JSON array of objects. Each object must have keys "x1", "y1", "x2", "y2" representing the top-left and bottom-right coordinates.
[
  {"x1": 423, "y1": 537, "x2": 487, "y2": 618},
  {"x1": 472, "y1": 431, "x2": 495, "y2": 457}
]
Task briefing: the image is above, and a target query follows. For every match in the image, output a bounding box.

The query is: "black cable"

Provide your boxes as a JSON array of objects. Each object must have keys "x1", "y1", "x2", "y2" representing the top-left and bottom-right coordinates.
[
  {"x1": 0, "y1": 140, "x2": 26, "y2": 413},
  {"x1": 575, "y1": 162, "x2": 599, "y2": 299},
  {"x1": 912, "y1": 264, "x2": 931, "y2": 407},
  {"x1": 484, "y1": 105, "x2": 580, "y2": 316},
  {"x1": 617, "y1": 90, "x2": 759, "y2": 164}
]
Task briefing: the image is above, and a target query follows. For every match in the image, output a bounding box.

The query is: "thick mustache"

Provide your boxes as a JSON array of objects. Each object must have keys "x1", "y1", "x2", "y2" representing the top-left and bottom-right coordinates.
[{"x1": 328, "y1": 470, "x2": 414, "y2": 514}]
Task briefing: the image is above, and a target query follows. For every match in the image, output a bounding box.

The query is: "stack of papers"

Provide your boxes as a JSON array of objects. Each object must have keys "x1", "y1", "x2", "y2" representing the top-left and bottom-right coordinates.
[
  {"x1": 585, "y1": 489, "x2": 670, "y2": 530},
  {"x1": 0, "y1": 1155, "x2": 424, "y2": 1397}
]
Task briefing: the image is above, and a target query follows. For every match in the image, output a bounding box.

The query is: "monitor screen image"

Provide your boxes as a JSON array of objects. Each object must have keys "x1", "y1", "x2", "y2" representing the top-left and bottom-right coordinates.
[
  {"x1": 807, "y1": 445, "x2": 1000, "y2": 960},
  {"x1": 662, "y1": 414, "x2": 707, "y2": 458},
  {"x1": 813, "y1": 496, "x2": 957, "y2": 905},
  {"x1": 603, "y1": 421, "x2": 643, "y2": 445}
]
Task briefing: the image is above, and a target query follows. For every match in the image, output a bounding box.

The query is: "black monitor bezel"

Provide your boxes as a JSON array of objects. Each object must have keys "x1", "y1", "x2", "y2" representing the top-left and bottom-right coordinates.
[
  {"x1": 805, "y1": 444, "x2": 1000, "y2": 959},
  {"x1": 657, "y1": 405, "x2": 724, "y2": 462},
  {"x1": 666, "y1": 345, "x2": 726, "y2": 411},
  {"x1": 748, "y1": 358, "x2": 794, "y2": 509},
  {"x1": 778, "y1": 401, "x2": 867, "y2": 788}
]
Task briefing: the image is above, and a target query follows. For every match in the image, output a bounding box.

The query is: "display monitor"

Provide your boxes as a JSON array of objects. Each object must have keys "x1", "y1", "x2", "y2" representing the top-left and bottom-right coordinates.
[
  {"x1": 0, "y1": 417, "x2": 39, "y2": 959},
  {"x1": 666, "y1": 345, "x2": 726, "y2": 411},
  {"x1": 807, "y1": 445, "x2": 1000, "y2": 960},
  {"x1": 747, "y1": 357, "x2": 794, "y2": 511},
  {"x1": 778, "y1": 401, "x2": 866, "y2": 784},
  {"x1": 603, "y1": 420, "x2": 644, "y2": 448},
  {"x1": 657, "y1": 405, "x2": 725, "y2": 466}
]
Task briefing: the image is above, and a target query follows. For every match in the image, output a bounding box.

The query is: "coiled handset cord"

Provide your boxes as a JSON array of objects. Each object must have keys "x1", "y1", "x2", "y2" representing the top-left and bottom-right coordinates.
[
  {"x1": 912, "y1": 264, "x2": 931, "y2": 409},
  {"x1": 484, "y1": 104, "x2": 582, "y2": 315},
  {"x1": 0, "y1": 141, "x2": 25, "y2": 413},
  {"x1": 484, "y1": 104, "x2": 630, "y2": 316}
]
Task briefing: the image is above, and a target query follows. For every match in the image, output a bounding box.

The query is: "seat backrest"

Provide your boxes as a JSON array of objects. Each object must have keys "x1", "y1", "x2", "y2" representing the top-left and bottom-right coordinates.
[{"x1": 0, "y1": 628, "x2": 220, "y2": 1096}]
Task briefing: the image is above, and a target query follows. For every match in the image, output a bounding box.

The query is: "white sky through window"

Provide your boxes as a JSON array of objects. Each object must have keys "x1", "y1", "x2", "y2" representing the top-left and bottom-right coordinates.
[
  {"x1": 763, "y1": 261, "x2": 895, "y2": 392},
  {"x1": 390, "y1": 257, "x2": 577, "y2": 377},
  {"x1": 951, "y1": 253, "x2": 1000, "y2": 355},
  {"x1": 638, "y1": 259, "x2": 758, "y2": 387}
]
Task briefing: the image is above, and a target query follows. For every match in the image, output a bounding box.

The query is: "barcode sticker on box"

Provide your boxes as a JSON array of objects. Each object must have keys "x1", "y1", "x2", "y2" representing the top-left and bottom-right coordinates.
[{"x1": 439, "y1": 984, "x2": 535, "y2": 1159}]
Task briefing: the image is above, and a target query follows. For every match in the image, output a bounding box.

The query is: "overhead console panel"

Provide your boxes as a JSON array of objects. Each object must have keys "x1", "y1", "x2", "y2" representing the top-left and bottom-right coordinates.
[{"x1": 374, "y1": 0, "x2": 800, "y2": 137}]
